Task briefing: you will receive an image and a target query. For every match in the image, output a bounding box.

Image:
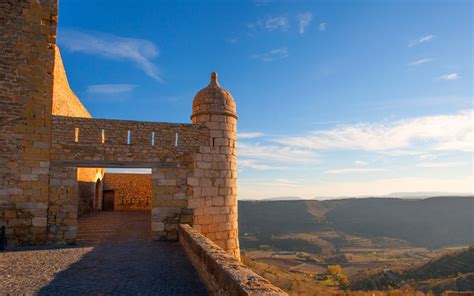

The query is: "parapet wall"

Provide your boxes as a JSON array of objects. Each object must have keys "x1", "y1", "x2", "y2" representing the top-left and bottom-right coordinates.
[
  {"x1": 51, "y1": 116, "x2": 209, "y2": 164},
  {"x1": 178, "y1": 224, "x2": 287, "y2": 296}
]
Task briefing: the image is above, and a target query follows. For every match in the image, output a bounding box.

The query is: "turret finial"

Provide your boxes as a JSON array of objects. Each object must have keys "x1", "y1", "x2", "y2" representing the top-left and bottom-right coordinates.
[{"x1": 210, "y1": 72, "x2": 219, "y2": 86}]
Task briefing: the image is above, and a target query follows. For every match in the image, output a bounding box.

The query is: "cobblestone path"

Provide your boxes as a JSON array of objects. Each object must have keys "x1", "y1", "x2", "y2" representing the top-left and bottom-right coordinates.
[{"x1": 0, "y1": 211, "x2": 208, "y2": 295}]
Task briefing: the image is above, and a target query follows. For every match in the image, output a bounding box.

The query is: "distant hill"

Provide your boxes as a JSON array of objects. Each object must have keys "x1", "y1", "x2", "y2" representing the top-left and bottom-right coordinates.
[
  {"x1": 350, "y1": 246, "x2": 474, "y2": 294},
  {"x1": 238, "y1": 196, "x2": 474, "y2": 249},
  {"x1": 262, "y1": 196, "x2": 304, "y2": 201}
]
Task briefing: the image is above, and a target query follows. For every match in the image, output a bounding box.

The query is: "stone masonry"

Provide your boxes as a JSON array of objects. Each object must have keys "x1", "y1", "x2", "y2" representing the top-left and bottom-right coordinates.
[
  {"x1": 0, "y1": 0, "x2": 241, "y2": 258},
  {"x1": 0, "y1": 0, "x2": 58, "y2": 245},
  {"x1": 103, "y1": 173, "x2": 152, "y2": 210}
]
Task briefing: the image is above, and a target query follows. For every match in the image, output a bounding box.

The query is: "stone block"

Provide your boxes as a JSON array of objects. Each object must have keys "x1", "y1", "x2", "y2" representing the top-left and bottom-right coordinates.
[
  {"x1": 152, "y1": 222, "x2": 165, "y2": 232},
  {"x1": 32, "y1": 217, "x2": 47, "y2": 227}
]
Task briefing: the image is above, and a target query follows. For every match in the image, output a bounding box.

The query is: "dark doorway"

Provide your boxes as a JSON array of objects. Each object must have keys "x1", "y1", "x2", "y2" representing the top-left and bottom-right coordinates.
[{"x1": 103, "y1": 190, "x2": 115, "y2": 211}]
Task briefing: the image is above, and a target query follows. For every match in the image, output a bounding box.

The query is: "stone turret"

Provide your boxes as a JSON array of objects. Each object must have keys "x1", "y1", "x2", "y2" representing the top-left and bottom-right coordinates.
[{"x1": 190, "y1": 72, "x2": 240, "y2": 259}]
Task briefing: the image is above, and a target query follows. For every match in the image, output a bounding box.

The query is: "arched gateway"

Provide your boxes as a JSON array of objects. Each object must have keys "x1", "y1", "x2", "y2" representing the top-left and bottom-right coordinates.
[{"x1": 48, "y1": 72, "x2": 240, "y2": 258}]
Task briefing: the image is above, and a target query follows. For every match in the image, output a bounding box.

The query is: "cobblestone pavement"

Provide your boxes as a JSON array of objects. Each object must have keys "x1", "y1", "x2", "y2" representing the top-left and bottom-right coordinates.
[{"x1": 0, "y1": 211, "x2": 208, "y2": 295}]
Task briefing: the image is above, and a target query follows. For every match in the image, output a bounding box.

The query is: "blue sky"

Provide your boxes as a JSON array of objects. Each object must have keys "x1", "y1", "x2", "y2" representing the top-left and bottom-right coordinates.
[{"x1": 57, "y1": 0, "x2": 473, "y2": 198}]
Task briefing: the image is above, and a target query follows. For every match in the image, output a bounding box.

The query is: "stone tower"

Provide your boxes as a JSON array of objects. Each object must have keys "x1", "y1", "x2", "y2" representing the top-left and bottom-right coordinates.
[{"x1": 190, "y1": 72, "x2": 240, "y2": 259}]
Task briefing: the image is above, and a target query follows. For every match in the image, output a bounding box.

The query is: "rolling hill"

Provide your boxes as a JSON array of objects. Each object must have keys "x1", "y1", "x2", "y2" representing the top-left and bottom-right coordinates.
[{"x1": 238, "y1": 196, "x2": 474, "y2": 250}]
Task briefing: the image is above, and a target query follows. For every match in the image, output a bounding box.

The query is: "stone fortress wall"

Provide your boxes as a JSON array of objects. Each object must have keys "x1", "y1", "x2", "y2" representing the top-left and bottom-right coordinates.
[
  {"x1": 0, "y1": 0, "x2": 58, "y2": 245},
  {"x1": 103, "y1": 173, "x2": 152, "y2": 210}
]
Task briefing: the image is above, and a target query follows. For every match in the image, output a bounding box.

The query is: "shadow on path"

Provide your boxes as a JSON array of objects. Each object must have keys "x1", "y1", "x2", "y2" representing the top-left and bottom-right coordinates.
[
  {"x1": 37, "y1": 211, "x2": 208, "y2": 295},
  {"x1": 37, "y1": 240, "x2": 208, "y2": 295}
]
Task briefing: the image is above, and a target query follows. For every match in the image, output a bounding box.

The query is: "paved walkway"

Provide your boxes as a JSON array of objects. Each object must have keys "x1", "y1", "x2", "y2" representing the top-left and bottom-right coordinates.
[{"x1": 0, "y1": 211, "x2": 208, "y2": 295}]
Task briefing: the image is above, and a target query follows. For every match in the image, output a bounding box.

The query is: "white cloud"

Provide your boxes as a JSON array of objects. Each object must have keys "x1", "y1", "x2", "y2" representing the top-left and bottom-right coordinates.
[
  {"x1": 275, "y1": 110, "x2": 474, "y2": 152},
  {"x1": 264, "y1": 16, "x2": 289, "y2": 31},
  {"x1": 319, "y1": 22, "x2": 327, "y2": 32},
  {"x1": 59, "y1": 29, "x2": 162, "y2": 81},
  {"x1": 439, "y1": 73, "x2": 461, "y2": 81},
  {"x1": 87, "y1": 84, "x2": 137, "y2": 94},
  {"x1": 416, "y1": 162, "x2": 465, "y2": 168},
  {"x1": 250, "y1": 47, "x2": 288, "y2": 62},
  {"x1": 408, "y1": 58, "x2": 433, "y2": 66},
  {"x1": 297, "y1": 12, "x2": 313, "y2": 34},
  {"x1": 274, "y1": 178, "x2": 300, "y2": 186},
  {"x1": 239, "y1": 142, "x2": 317, "y2": 164},
  {"x1": 418, "y1": 154, "x2": 438, "y2": 161},
  {"x1": 325, "y1": 168, "x2": 385, "y2": 174},
  {"x1": 409, "y1": 34, "x2": 436, "y2": 47},
  {"x1": 254, "y1": 0, "x2": 273, "y2": 6},
  {"x1": 354, "y1": 160, "x2": 368, "y2": 166},
  {"x1": 237, "y1": 132, "x2": 264, "y2": 139},
  {"x1": 239, "y1": 159, "x2": 288, "y2": 171}
]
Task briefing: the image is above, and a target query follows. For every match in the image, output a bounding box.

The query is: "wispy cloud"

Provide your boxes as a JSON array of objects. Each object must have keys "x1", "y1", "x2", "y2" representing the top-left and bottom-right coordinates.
[
  {"x1": 87, "y1": 84, "x2": 137, "y2": 94},
  {"x1": 251, "y1": 47, "x2": 288, "y2": 62},
  {"x1": 408, "y1": 58, "x2": 433, "y2": 66},
  {"x1": 439, "y1": 73, "x2": 461, "y2": 81},
  {"x1": 239, "y1": 159, "x2": 288, "y2": 171},
  {"x1": 227, "y1": 37, "x2": 239, "y2": 44},
  {"x1": 238, "y1": 132, "x2": 264, "y2": 139},
  {"x1": 297, "y1": 12, "x2": 313, "y2": 34},
  {"x1": 59, "y1": 29, "x2": 162, "y2": 81},
  {"x1": 274, "y1": 178, "x2": 300, "y2": 187},
  {"x1": 325, "y1": 168, "x2": 385, "y2": 174},
  {"x1": 275, "y1": 110, "x2": 474, "y2": 152},
  {"x1": 416, "y1": 162, "x2": 465, "y2": 168},
  {"x1": 239, "y1": 142, "x2": 317, "y2": 164},
  {"x1": 409, "y1": 34, "x2": 436, "y2": 47},
  {"x1": 264, "y1": 16, "x2": 290, "y2": 31},
  {"x1": 254, "y1": 0, "x2": 273, "y2": 6},
  {"x1": 354, "y1": 160, "x2": 368, "y2": 166},
  {"x1": 319, "y1": 22, "x2": 327, "y2": 32}
]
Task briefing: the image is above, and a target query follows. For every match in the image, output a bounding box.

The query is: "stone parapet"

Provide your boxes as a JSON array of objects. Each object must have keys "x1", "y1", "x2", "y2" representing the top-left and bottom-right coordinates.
[{"x1": 178, "y1": 224, "x2": 287, "y2": 296}]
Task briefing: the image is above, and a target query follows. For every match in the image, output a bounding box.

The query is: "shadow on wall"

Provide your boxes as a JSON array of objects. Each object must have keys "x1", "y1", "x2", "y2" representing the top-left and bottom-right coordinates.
[
  {"x1": 36, "y1": 241, "x2": 208, "y2": 295},
  {"x1": 77, "y1": 182, "x2": 96, "y2": 216}
]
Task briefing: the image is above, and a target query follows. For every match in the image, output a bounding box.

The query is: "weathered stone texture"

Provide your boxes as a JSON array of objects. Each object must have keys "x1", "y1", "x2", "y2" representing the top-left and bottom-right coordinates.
[
  {"x1": 103, "y1": 173, "x2": 152, "y2": 210},
  {"x1": 179, "y1": 224, "x2": 287, "y2": 296},
  {"x1": 0, "y1": 0, "x2": 58, "y2": 245}
]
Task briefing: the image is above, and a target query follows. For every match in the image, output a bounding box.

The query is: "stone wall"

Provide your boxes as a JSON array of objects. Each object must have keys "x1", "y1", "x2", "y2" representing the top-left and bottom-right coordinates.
[
  {"x1": 52, "y1": 46, "x2": 104, "y2": 216},
  {"x1": 50, "y1": 116, "x2": 209, "y2": 163},
  {"x1": 179, "y1": 224, "x2": 287, "y2": 296},
  {"x1": 0, "y1": 0, "x2": 58, "y2": 245},
  {"x1": 103, "y1": 173, "x2": 152, "y2": 210}
]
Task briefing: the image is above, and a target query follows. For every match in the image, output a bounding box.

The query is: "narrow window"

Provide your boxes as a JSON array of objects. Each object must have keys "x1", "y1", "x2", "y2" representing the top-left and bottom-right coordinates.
[
  {"x1": 175, "y1": 132, "x2": 179, "y2": 147},
  {"x1": 212, "y1": 137, "x2": 215, "y2": 147},
  {"x1": 127, "y1": 130, "x2": 131, "y2": 145},
  {"x1": 151, "y1": 130, "x2": 155, "y2": 146},
  {"x1": 74, "y1": 127, "x2": 79, "y2": 143},
  {"x1": 101, "y1": 129, "x2": 105, "y2": 144}
]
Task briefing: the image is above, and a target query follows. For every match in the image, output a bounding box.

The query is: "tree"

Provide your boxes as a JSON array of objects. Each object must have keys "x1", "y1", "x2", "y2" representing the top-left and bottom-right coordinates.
[{"x1": 327, "y1": 264, "x2": 342, "y2": 275}]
